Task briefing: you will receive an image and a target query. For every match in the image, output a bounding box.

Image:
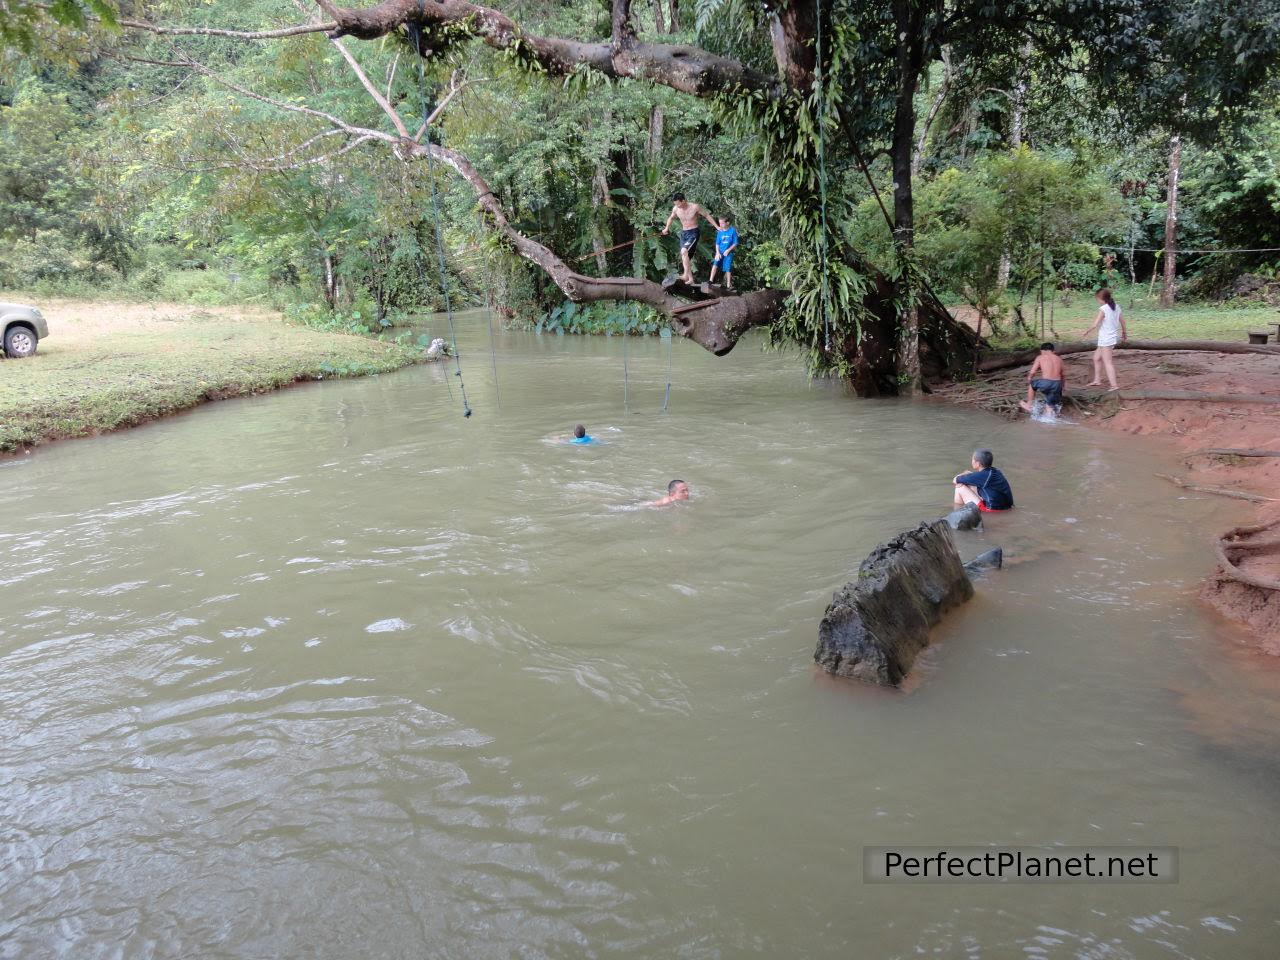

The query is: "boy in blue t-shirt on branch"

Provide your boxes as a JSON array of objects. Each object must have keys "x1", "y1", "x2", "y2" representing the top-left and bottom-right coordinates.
[{"x1": 708, "y1": 217, "x2": 739, "y2": 290}]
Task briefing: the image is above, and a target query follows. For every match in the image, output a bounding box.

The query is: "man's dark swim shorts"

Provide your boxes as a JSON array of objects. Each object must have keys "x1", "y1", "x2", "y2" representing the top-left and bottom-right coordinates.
[
  {"x1": 680, "y1": 227, "x2": 699, "y2": 252},
  {"x1": 1031, "y1": 378, "x2": 1063, "y2": 406}
]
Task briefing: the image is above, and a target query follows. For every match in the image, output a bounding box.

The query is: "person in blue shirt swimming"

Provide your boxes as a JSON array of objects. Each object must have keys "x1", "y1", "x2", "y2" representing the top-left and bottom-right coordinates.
[
  {"x1": 708, "y1": 216, "x2": 739, "y2": 290},
  {"x1": 569, "y1": 424, "x2": 596, "y2": 444}
]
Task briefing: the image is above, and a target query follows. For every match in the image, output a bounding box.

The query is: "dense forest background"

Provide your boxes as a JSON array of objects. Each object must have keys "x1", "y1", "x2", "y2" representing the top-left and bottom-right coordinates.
[{"x1": 3, "y1": 0, "x2": 1279, "y2": 342}]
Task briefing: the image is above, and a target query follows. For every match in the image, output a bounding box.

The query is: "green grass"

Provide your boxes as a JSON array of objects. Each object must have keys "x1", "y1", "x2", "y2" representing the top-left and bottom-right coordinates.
[
  {"x1": 1076, "y1": 294, "x2": 1278, "y2": 341},
  {"x1": 0, "y1": 303, "x2": 420, "y2": 453},
  {"x1": 977, "y1": 284, "x2": 1280, "y2": 347}
]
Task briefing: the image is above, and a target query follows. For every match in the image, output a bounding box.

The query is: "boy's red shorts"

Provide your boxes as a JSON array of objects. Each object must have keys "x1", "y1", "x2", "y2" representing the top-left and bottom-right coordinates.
[{"x1": 977, "y1": 502, "x2": 1011, "y2": 513}]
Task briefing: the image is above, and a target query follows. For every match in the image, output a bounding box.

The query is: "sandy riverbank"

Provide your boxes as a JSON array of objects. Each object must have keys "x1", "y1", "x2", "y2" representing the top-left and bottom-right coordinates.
[{"x1": 937, "y1": 344, "x2": 1280, "y2": 651}]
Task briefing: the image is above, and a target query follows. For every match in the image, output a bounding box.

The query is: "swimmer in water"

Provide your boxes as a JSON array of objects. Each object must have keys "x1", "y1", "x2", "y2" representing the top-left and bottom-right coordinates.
[
  {"x1": 569, "y1": 424, "x2": 595, "y2": 444},
  {"x1": 648, "y1": 479, "x2": 690, "y2": 506}
]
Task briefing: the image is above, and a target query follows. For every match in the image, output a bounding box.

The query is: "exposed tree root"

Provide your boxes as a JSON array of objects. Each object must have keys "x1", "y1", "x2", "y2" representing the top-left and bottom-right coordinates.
[
  {"x1": 1156, "y1": 474, "x2": 1279, "y2": 503},
  {"x1": 1215, "y1": 521, "x2": 1280, "y2": 591},
  {"x1": 1191, "y1": 448, "x2": 1280, "y2": 458},
  {"x1": 1075, "y1": 389, "x2": 1280, "y2": 405}
]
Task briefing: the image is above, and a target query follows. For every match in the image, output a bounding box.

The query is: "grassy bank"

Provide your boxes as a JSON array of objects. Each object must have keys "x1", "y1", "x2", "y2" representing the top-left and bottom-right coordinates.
[
  {"x1": 1056, "y1": 292, "x2": 1280, "y2": 342},
  {"x1": 0, "y1": 297, "x2": 420, "y2": 453},
  {"x1": 966, "y1": 286, "x2": 1280, "y2": 346}
]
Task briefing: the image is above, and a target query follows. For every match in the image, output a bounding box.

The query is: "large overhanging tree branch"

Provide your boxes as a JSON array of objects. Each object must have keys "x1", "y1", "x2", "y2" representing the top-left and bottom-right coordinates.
[
  {"x1": 101, "y1": 0, "x2": 981, "y2": 393},
  {"x1": 311, "y1": 0, "x2": 781, "y2": 97},
  {"x1": 164, "y1": 41, "x2": 787, "y2": 357}
]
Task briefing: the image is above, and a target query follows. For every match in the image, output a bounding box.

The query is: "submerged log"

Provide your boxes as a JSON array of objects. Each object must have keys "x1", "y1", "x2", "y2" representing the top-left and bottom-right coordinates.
[
  {"x1": 963, "y1": 548, "x2": 1003, "y2": 577},
  {"x1": 815, "y1": 520, "x2": 974, "y2": 686}
]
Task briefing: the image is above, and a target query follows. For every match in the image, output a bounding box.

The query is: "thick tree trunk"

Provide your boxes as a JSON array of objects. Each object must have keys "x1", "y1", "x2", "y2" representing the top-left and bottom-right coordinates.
[
  {"x1": 650, "y1": 0, "x2": 665, "y2": 34},
  {"x1": 1160, "y1": 132, "x2": 1181, "y2": 308},
  {"x1": 767, "y1": 0, "x2": 817, "y2": 90},
  {"x1": 322, "y1": 251, "x2": 338, "y2": 307}
]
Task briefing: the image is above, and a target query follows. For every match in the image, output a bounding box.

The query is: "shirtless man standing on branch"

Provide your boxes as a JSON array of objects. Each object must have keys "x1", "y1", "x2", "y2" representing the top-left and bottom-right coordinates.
[{"x1": 661, "y1": 193, "x2": 718, "y2": 285}]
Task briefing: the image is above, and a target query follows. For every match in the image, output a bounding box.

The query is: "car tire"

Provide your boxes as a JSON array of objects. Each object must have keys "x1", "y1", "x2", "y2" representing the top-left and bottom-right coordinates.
[{"x1": 4, "y1": 325, "x2": 37, "y2": 358}]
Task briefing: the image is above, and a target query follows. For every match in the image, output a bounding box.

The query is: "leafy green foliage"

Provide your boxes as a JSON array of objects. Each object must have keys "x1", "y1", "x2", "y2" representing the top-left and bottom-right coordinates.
[
  {"x1": 533, "y1": 300, "x2": 665, "y2": 335},
  {"x1": 0, "y1": 0, "x2": 117, "y2": 54},
  {"x1": 910, "y1": 148, "x2": 1125, "y2": 326}
]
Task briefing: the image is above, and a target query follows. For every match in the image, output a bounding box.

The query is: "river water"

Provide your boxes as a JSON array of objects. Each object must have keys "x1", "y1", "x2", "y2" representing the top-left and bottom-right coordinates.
[{"x1": 2, "y1": 310, "x2": 1279, "y2": 959}]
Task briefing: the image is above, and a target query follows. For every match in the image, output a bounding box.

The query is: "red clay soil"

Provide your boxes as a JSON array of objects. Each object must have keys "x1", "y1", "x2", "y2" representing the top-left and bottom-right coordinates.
[{"x1": 939, "y1": 347, "x2": 1280, "y2": 651}]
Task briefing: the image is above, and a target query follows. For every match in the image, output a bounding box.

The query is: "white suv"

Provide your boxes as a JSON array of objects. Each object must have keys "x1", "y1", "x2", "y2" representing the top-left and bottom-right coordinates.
[{"x1": 1, "y1": 302, "x2": 48, "y2": 358}]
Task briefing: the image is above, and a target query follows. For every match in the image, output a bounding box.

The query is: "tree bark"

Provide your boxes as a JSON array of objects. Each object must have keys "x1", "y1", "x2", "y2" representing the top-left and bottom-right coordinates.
[
  {"x1": 315, "y1": 0, "x2": 778, "y2": 97},
  {"x1": 766, "y1": 0, "x2": 817, "y2": 91},
  {"x1": 650, "y1": 0, "x2": 665, "y2": 35},
  {"x1": 1160, "y1": 132, "x2": 1181, "y2": 308}
]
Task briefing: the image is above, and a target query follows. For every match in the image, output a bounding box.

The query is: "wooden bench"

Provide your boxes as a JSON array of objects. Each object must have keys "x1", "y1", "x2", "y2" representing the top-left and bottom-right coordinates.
[{"x1": 1248, "y1": 330, "x2": 1271, "y2": 345}]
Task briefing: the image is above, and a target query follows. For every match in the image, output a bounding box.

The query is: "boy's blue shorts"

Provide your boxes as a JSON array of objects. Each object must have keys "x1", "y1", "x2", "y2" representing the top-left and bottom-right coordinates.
[{"x1": 717, "y1": 253, "x2": 734, "y2": 273}]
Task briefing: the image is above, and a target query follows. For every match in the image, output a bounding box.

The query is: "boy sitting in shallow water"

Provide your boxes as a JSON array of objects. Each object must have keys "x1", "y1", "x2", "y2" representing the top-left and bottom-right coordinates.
[
  {"x1": 952, "y1": 449, "x2": 1014, "y2": 512},
  {"x1": 1020, "y1": 342, "x2": 1066, "y2": 415}
]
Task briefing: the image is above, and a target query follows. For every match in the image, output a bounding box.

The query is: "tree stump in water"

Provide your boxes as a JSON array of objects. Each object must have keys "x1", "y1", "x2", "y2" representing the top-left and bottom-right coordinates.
[{"x1": 815, "y1": 520, "x2": 974, "y2": 686}]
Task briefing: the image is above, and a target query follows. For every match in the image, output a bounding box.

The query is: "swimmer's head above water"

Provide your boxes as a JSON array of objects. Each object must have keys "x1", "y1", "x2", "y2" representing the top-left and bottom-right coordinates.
[
  {"x1": 574, "y1": 424, "x2": 586, "y2": 439},
  {"x1": 648, "y1": 479, "x2": 690, "y2": 506}
]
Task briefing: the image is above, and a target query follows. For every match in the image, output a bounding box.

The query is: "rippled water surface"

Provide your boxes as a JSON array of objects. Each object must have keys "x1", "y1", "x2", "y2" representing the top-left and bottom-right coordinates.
[{"x1": 3, "y1": 311, "x2": 1279, "y2": 959}]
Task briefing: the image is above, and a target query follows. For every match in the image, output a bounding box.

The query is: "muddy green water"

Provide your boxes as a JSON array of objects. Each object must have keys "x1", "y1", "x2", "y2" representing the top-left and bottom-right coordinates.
[{"x1": 3, "y1": 310, "x2": 1279, "y2": 959}]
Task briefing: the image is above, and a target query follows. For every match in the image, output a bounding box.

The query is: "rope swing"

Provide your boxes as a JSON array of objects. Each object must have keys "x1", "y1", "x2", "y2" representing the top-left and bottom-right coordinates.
[
  {"x1": 661, "y1": 325, "x2": 673, "y2": 413},
  {"x1": 621, "y1": 287, "x2": 630, "y2": 413},
  {"x1": 814, "y1": 0, "x2": 833, "y2": 354},
  {"x1": 413, "y1": 17, "x2": 472, "y2": 418},
  {"x1": 483, "y1": 249, "x2": 502, "y2": 409}
]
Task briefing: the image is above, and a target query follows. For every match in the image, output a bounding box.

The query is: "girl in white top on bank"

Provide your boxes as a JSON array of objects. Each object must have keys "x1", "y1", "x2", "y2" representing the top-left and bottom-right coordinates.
[{"x1": 1083, "y1": 287, "x2": 1127, "y2": 390}]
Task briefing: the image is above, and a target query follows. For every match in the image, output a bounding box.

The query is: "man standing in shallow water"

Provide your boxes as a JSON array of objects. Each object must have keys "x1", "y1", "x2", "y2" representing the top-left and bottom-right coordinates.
[
  {"x1": 1020, "y1": 342, "x2": 1066, "y2": 414},
  {"x1": 661, "y1": 193, "x2": 718, "y2": 285},
  {"x1": 648, "y1": 480, "x2": 690, "y2": 507}
]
